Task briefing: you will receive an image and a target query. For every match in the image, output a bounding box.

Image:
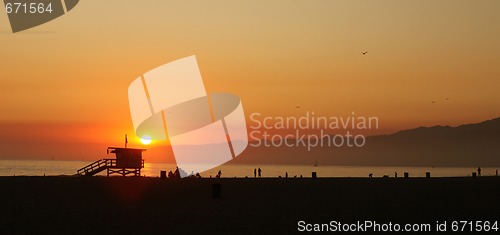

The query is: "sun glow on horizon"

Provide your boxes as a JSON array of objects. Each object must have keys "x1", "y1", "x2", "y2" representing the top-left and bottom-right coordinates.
[{"x1": 140, "y1": 135, "x2": 152, "y2": 145}]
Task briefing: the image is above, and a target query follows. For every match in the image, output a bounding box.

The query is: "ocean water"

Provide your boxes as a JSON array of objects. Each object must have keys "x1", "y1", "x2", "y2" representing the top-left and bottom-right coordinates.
[{"x1": 0, "y1": 160, "x2": 497, "y2": 178}]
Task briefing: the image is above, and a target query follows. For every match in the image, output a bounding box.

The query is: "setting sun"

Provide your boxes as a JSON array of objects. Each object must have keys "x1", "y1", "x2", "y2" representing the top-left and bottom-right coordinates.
[{"x1": 140, "y1": 135, "x2": 152, "y2": 145}]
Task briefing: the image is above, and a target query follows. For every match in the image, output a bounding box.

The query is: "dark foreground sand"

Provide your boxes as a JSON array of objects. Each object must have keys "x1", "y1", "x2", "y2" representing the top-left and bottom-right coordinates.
[{"x1": 0, "y1": 176, "x2": 499, "y2": 234}]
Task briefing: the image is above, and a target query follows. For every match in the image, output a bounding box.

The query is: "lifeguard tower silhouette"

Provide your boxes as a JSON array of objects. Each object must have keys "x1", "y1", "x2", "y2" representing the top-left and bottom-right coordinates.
[{"x1": 77, "y1": 147, "x2": 145, "y2": 176}]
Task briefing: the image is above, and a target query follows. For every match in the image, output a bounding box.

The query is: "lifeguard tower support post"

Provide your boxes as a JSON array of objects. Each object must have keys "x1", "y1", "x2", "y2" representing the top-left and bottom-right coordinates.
[{"x1": 77, "y1": 147, "x2": 146, "y2": 176}]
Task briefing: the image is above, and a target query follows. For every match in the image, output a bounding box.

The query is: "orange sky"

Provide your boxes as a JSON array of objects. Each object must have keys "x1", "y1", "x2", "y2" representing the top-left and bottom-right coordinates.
[{"x1": 1, "y1": 0, "x2": 499, "y2": 161}]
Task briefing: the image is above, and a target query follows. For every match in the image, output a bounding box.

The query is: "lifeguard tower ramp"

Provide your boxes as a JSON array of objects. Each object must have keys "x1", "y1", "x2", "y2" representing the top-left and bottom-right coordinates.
[{"x1": 77, "y1": 147, "x2": 145, "y2": 176}]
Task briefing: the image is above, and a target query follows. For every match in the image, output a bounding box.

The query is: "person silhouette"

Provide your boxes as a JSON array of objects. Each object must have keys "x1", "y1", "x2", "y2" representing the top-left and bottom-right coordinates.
[
  {"x1": 285, "y1": 172, "x2": 288, "y2": 178},
  {"x1": 258, "y1": 167, "x2": 262, "y2": 177},
  {"x1": 217, "y1": 170, "x2": 222, "y2": 178},
  {"x1": 496, "y1": 169, "x2": 498, "y2": 176},
  {"x1": 174, "y1": 167, "x2": 180, "y2": 178},
  {"x1": 254, "y1": 168, "x2": 257, "y2": 178},
  {"x1": 395, "y1": 172, "x2": 397, "y2": 178},
  {"x1": 478, "y1": 167, "x2": 481, "y2": 176}
]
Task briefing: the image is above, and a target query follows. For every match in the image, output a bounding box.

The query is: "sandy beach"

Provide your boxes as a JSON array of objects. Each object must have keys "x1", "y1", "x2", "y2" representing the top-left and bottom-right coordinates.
[{"x1": 0, "y1": 176, "x2": 499, "y2": 234}]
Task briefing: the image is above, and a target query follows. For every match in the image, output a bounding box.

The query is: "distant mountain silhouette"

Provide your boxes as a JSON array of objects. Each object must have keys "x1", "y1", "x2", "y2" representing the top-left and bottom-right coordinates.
[{"x1": 231, "y1": 117, "x2": 500, "y2": 167}]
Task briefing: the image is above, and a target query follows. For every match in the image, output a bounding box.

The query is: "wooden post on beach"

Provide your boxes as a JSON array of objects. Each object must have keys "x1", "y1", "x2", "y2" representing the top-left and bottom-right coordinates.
[
  {"x1": 404, "y1": 172, "x2": 409, "y2": 178},
  {"x1": 160, "y1": 171, "x2": 166, "y2": 179},
  {"x1": 312, "y1": 172, "x2": 317, "y2": 179},
  {"x1": 426, "y1": 172, "x2": 431, "y2": 178},
  {"x1": 212, "y1": 184, "x2": 221, "y2": 198}
]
